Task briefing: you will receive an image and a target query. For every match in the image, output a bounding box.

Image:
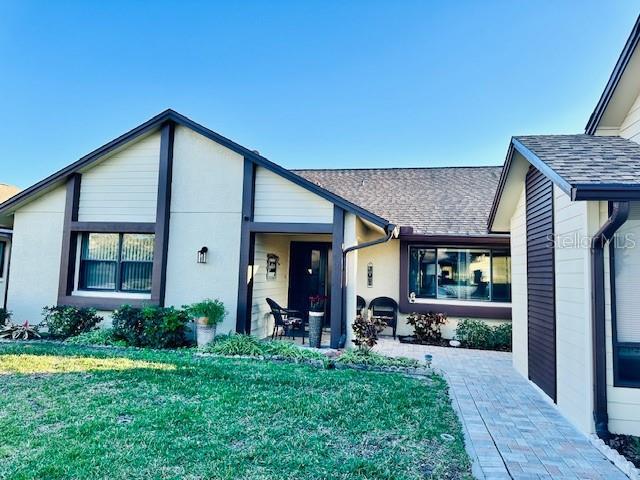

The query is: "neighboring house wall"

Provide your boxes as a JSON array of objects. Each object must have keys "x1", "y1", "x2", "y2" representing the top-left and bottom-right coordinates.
[
  {"x1": 510, "y1": 184, "x2": 528, "y2": 377},
  {"x1": 250, "y1": 233, "x2": 290, "y2": 339},
  {"x1": 6, "y1": 186, "x2": 66, "y2": 323},
  {"x1": 604, "y1": 200, "x2": 640, "y2": 435},
  {"x1": 253, "y1": 167, "x2": 334, "y2": 223},
  {"x1": 77, "y1": 132, "x2": 161, "y2": 223},
  {"x1": 164, "y1": 126, "x2": 244, "y2": 335},
  {"x1": 553, "y1": 185, "x2": 596, "y2": 434}
]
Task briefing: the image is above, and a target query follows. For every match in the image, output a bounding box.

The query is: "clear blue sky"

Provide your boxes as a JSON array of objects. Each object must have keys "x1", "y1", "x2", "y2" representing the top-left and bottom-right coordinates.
[{"x1": 0, "y1": 1, "x2": 638, "y2": 188}]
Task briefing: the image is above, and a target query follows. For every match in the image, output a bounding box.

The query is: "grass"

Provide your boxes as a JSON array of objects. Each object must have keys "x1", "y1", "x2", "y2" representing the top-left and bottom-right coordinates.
[
  {"x1": 0, "y1": 343, "x2": 471, "y2": 480},
  {"x1": 336, "y1": 349, "x2": 421, "y2": 368}
]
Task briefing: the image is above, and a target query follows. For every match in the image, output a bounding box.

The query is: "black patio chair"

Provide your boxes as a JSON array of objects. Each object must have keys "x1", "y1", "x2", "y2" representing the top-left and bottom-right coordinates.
[
  {"x1": 356, "y1": 295, "x2": 366, "y2": 316},
  {"x1": 369, "y1": 296, "x2": 398, "y2": 339},
  {"x1": 266, "y1": 298, "x2": 306, "y2": 343}
]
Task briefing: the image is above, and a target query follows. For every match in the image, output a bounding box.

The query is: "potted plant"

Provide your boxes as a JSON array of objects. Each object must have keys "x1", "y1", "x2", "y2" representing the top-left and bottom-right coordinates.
[
  {"x1": 308, "y1": 295, "x2": 327, "y2": 348},
  {"x1": 187, "y1": 299, "x2": 226, "y2": 347}
]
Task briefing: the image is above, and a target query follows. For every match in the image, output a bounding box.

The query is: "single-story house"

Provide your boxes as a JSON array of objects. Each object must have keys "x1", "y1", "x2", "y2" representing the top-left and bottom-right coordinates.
[
  {"x1": 0, "y1": 110, "x2": 511, "y2": 348},
  {"x1": 489, "y1": 16, "x2": 640, "y2": 438}
]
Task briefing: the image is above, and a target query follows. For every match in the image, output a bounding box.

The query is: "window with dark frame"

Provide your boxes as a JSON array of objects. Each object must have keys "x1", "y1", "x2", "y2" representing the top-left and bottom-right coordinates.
[
  {"x1": 408, "y1": 246, "x2": 511, "y2": 303},
  {"x1": 79, "y1": 233, "x2": 154, "y2": 293},
  {"x1": 612, "y1": 202, "x2": 640, "y2": 387}
]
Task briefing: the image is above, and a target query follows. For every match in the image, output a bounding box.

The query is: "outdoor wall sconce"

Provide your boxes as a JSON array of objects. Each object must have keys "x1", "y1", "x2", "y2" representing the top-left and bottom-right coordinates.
[
  {"x1": 197, "y1": 246, "x2": 208, "y2": 264},
  {"x1": 367, "y1": 262, "x2": 373, "y2": 287}
]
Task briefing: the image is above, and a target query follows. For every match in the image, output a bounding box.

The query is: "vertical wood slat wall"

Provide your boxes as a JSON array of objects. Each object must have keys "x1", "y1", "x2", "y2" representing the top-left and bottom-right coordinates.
[{"x1": 525, "y1": 166, "x2": 557, "y2": 402}]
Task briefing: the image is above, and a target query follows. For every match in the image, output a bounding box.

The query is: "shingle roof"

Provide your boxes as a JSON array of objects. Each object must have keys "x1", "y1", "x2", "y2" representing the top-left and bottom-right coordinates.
[
  {"x1": 293, "y1": 166, "x2": 502, "y2": 235},
  {"x1": 0, "y1": 184, "x2": 20, "y2": 203},
  {"x1": 514, "y1": 134, "x2": 640, "y2": 185}
]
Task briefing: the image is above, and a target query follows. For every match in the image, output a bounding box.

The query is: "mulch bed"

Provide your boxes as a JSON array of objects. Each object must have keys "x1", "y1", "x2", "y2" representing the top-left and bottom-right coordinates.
[
  {"x1": 397, "y1": 335, "x2": 512, "y2": 352},
  {"x1": 608, "y1": 434, "x2": 640, "y2": 469}
]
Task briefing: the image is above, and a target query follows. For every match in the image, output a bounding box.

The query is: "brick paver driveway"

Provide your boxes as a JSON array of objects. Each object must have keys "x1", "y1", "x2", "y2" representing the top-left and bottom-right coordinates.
[{"x1": 375, "y1": 338, "x2": 627, "y2": 480}]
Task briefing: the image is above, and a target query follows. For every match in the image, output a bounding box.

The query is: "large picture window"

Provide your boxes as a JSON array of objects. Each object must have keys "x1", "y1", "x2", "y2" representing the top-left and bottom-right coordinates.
[
  {"x1": 79, "y1": 233, "x2": 154, "y2": 293},
  {"x1": 409, "y1": 246, "x2": 511, "y2": 303}
]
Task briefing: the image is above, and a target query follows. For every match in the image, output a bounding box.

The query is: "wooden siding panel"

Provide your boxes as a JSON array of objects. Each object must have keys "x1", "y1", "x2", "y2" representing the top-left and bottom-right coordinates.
[
  {"x1": 526, "y1": 167, "x2": 557, "y2": 402},
  {"x1": 78, "y1": 132, "x2": 161, "y2": 222}
]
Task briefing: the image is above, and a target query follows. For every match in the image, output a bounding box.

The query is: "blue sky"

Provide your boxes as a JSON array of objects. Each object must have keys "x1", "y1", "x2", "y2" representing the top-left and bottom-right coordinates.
[{"x1": 0, "y1": 1, "x2": 638, "y2": 188}]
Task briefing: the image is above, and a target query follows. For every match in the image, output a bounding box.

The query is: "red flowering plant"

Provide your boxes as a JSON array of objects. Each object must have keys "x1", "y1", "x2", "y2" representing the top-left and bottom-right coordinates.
[{"x1": 308, "y1": 295, "x2": 328, "y2": 312}]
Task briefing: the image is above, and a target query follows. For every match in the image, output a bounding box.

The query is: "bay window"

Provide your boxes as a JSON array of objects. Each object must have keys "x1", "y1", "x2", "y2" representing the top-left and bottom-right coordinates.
[
  {"x1": 409, "y1": 246, "x2": 511, "y2": 303},
  {"x1": 79, "y1": 233, "x2": 154, "y2": 293}
]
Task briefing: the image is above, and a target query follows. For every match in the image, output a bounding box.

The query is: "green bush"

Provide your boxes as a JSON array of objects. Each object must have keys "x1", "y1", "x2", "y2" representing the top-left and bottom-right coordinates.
[
  {"x1": 406, "y1": 312, "x2": 447, "y2": 342},
  {"x1": 351, "y1": 315, "x2": 387, "y2": 350},
  {"x1": 112, "y1": 305, "x2": 190, "y2": 349},
  {"x1": 65, "y1": 328, "x2": 127, "y2": 347},
  {"x1": 337, "y1": 348, "x2": 420, "y2": 368},
  {"x1": 455, "y1": 319, "x2": 512, "y2": 351},
  {"x1": 42, "y1": 306, "x2": 102, "y2": 338},
  {"x1": 0, "y1": 308, "x2": 11, "y2": 326},
  {"x1": 204, "y1": 334, "x2": 264, "y2": 356},
  {"x1": 185, "y1": 299, "x2": 226, "y2": 326}
]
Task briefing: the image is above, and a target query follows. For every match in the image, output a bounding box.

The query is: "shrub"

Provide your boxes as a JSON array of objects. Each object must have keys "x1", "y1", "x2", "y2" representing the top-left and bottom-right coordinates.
[
  {"x1": 337, "y1": 349, "x2": 420, "y2": 368},
  {"x1": 185, "y1": 299, "x2": 226, "y2": 326},
  {"x1": 351, "y1": 315, "x2": 387, "y2": 350},
  {"x1": 42, "y1": 306, "x2": 102, "y2": 338},
  {"x1": 112, "y1": 305, "x2": 190, "y2": 349},
  {"x1": 406, "y1": 312, "x2": 447, "y2": 342},
  {"x1": 0, "y1": 308, "x2": 11, "y2": 326},
  {"x1": 455, "y1": 319, "x2": 512, "y2": 351},
  {"x1": 204, "y1": 334, "x2": 264, "y2": 356},
  {"x1": 65, "y1": 328, "x2": 127, "y2": 347}
]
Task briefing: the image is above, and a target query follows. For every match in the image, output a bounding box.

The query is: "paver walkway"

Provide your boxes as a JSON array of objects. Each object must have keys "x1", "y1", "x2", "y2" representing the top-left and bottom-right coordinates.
[{"x1": 375, "y1": 338, "x2": 627, "y2": 480}]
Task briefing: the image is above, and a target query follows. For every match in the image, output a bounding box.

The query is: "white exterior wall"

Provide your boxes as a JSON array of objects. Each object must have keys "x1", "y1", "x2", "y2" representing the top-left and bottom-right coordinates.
[
  {"x1": 0, "y1": 238, "x2": 11, "y2": 309},
  {"x1": 553, "y1": 185, "x2": 596, "y2": 434},
  {"x1": 164, "y1": 126, "x2": 244, "y2": 335},
  {"x1": 603, "y1": 200, "x2": 640, "y2": 435},
  {"x1": 253, "y1": 167, "x2": 334, "y2": 223},
  {"x1": 250, "y1": 234, "x2": 290, "y2": 339},
  {"x1": 619, "y1": 92, "x2": 640, "y2": 143},
  {"x1": 6, "y1": 186, "x2": 66, "y2": 324},
  {"x1": 510, "y1": 184, "x2": 528, "y2": 377},
  {"x1": 78, "y1": 132, "x2": 161, "y2": 223},
  {"x1": 344, "y1": 213, "x2": 359, "y2": 346}
]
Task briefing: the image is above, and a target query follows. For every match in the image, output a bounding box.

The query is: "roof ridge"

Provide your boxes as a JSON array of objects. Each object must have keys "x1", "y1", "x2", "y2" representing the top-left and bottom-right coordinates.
[{"x1": 291, "y1": 165, "x2": 502, "y2": 172}]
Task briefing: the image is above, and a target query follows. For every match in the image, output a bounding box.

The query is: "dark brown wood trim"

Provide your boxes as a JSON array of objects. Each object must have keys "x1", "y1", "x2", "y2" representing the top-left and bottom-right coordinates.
[
  {"x1": 398, "y1": 234, "x2": 510, "y2": 246},
  {"x1": 57, "y1": 294, "x2": 154, "y2": 310},
  {"x1": 151, "y1": 122, "x2": 175, "y2": 306},
  {"x1": 236, "y1": 158, "x2": 256, "y2": 333},
  {"x1": 397, "y1": 238, "x2": 512, "y2": 319},
  {"x1": 70, "y1": 222, "x2": 155, "y2": 233},
  {"x1": 525, "y1": 166, "x2": 557, "y2": 402},
  {"x1": 248, "y1": 222, "x2": 333, "y2": 234},
  {"x1": 57, "y1": 174, "x2": 82, "y2": 299},
  {"x1": 2, "y1": 240, "x2": 11, "y2": 309},
  {"x1": 330, "y1": 206, "x2": 345, "y2": 348}
]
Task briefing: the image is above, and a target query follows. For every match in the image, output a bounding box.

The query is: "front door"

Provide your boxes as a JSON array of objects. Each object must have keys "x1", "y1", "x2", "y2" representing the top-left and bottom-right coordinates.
[{"x1": 288, "y1": 242, "x2": 331, "y2": 326}]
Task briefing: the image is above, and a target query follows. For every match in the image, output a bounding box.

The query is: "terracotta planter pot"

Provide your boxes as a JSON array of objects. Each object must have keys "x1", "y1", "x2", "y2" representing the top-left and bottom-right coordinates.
[
  {"x1": 308, "y1": 311, "x2": 324, "y2": 348},
  {"x1": 196, "y1": 317, "x2": 216, "y2": 347}
]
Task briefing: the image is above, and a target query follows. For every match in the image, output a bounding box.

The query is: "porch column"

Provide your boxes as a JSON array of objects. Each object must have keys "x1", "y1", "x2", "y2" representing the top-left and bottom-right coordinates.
[
  {"x1": 236, "y1": 158, "x2": 255, "y2": 334},
  {"x1": 330, "y1": 206, "x2": 344, "y2": 348}
]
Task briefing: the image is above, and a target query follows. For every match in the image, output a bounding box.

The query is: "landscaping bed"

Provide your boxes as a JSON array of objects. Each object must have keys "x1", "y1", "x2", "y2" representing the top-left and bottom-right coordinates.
[
  {"x1": 0, "y1": 342, "x2": 471, "y2": 480},
  {"x1": 608, "y1": 434, "x2": 640, "y2": 469}
]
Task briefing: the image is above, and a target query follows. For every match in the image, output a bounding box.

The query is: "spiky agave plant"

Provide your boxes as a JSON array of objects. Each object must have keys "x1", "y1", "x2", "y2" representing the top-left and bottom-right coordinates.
[{"x1": 0, "y1": 320, "x2": 41, "y2": 340}]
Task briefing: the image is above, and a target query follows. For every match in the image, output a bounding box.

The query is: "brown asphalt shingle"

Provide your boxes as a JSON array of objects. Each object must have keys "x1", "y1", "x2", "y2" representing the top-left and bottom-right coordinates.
[{"x1": 293, "y1": 166, "x2": 502, "y2": 235}]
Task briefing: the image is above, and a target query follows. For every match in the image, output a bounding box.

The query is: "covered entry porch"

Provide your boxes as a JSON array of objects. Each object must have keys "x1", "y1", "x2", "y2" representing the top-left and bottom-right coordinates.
[{"x1": 250, "y1": 233, "x2": 336, "y2": 347}]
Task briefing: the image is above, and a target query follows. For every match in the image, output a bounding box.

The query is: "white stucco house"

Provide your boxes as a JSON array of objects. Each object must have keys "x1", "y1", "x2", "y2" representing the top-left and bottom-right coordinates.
[
  {"x1": 490, "y1": 16, "x2": 640, "y2": 439},
  {"x1": 0, "y1": 110, "x2": 512, "y2": 350}
]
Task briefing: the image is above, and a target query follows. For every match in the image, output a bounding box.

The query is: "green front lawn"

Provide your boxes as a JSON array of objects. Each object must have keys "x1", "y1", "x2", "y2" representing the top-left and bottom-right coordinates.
[{"x1": 0, "y1": 343, "x2": 471, "y2": 480}]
